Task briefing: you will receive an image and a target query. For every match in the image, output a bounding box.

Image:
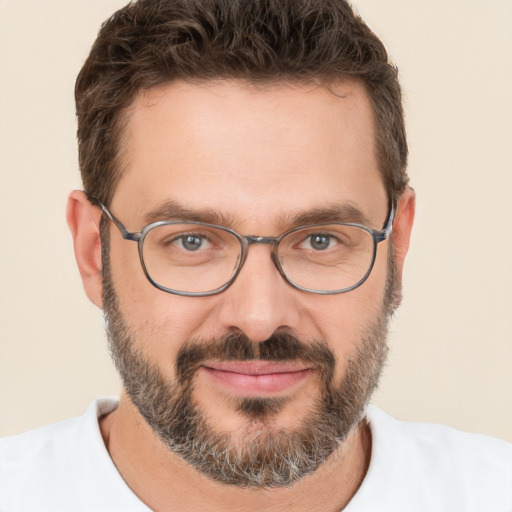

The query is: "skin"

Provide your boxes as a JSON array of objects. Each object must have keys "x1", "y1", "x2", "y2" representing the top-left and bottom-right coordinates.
[{"x1": 67, "y1": 80, "x2": 415, "y2": 511}]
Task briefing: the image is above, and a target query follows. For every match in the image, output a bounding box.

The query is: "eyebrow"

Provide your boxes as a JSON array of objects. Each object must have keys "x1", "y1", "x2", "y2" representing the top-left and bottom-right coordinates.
[
  {"x1": 287, "y1": 203, "x2": 373, "y2": 227},
  {"x1": 142, "y1": 201, "x2": 235, "y2": 226},
  {"x1": 142, "y1": 200, "x2": 374, "y2": 230}
]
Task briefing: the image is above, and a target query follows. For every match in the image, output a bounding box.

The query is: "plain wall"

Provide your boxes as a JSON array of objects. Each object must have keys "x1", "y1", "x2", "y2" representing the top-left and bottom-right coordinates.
[{"x1": 0, "y1": 0, "x2": 511, "y2": 441}]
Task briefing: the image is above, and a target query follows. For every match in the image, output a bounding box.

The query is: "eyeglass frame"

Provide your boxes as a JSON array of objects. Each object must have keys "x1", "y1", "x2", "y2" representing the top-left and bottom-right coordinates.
[{"x1": 91, "y1": 196, "x2": 396, "y2": 297}]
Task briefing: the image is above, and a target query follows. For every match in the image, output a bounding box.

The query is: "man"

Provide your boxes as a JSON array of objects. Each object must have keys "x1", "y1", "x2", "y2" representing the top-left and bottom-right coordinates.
[{"x1": 1, "y1": 0, "x2": 510, "y2": 510}]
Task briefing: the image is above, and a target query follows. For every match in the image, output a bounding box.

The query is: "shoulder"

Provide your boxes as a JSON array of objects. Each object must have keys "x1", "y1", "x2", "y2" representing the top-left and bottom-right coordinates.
[
  {"x1": 1, "y1": 406, "x2": 92, "y2": 462},
  {"x1": 0, "y1": 397, "x2": 118, "y2": 466},
  {"x1": 368, "y1": 405, "x2": 512, "y2": 471},
  {"x1": 0, "y1": 397, "x2": 142, "y2": 511},
  {"x1": 348, "y1": 405, "x2": 512, "y2": 512}
]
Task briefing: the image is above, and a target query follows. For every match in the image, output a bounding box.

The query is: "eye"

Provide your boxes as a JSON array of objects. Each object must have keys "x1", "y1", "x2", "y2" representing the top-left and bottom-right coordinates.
[
  {"x1": 301, "y1": 233, "x2": 338, "y2": 251},
  {"x1": 308, "y1": 234, "x2": 332, "y2": 250},
  {"x1": 173, "y1": 234, "x2": 211, "y2": 251}
]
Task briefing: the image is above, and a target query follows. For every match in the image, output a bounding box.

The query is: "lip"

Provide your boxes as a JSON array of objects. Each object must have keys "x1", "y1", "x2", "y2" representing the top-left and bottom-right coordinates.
[{"x1": 201, "y1": 361, "x2": 312, "y2": 396}]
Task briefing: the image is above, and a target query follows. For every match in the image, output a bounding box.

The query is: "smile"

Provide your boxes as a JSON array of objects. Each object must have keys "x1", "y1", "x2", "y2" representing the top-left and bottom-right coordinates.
[{"x1": 200, "y1": 361, "x2": 312, "y2": 395}]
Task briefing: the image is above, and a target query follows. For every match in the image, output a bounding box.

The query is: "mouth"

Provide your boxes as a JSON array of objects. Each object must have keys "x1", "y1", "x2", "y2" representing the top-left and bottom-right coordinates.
[{"x1": 200, "y1": 361, "x2": 312, "y2": 396}]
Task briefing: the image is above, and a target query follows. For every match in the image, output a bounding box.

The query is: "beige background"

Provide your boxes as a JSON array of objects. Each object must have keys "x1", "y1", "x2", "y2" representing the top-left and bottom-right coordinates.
[{"x1": 0, "y1": 0, "x2": 511, "y2": 441}]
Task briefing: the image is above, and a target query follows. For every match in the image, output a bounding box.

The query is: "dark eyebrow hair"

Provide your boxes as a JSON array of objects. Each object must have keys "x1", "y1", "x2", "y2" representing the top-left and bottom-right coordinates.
[
  {"x1": 142, "y1": 200, "x2": 375, "y2": 230},
  {"x1": 142, "y1": 200, "x2": 235, "y2": 226},
  {"x1": 287, "y1": 203, "x2": 373, "y2": 227}
]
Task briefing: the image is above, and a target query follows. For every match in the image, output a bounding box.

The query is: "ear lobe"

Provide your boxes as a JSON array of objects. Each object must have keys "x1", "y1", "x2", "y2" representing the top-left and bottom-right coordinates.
[
  {"x1": 392, "y1": 187, "x2": 415, "y2": 272},
  {"x1": 66, "y1": 190, "x2": 103, "y2": 308}
]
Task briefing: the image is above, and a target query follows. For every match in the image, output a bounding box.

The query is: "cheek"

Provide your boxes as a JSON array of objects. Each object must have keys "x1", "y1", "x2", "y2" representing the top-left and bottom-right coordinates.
[
  {"x1": 301, "y1": 250, "x2": 388, "y2": 358},
  {"x1": 108, "y1": 240, "x2": 219, "y2": 369}
]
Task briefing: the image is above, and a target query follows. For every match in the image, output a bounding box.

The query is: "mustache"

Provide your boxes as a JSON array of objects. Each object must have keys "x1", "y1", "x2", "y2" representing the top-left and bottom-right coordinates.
[{"x1": 176, "y1": 330, "x2": 336, "y2": 385}]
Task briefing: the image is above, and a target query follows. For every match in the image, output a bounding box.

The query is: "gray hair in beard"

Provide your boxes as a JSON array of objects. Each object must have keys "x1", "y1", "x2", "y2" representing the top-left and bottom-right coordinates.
[{"x1": 100, "y1": 224, "x2": 398, "y2": 488}]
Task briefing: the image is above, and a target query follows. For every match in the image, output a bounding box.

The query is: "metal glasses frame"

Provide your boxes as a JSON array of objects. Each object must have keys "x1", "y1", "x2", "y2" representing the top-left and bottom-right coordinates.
[{"x1": 93, "y1": 198, "x2": 395, "y2": 297}]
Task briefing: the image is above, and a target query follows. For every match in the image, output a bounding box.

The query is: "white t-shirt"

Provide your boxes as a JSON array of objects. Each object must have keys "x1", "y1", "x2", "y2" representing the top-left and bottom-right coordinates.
[{"x1": 1, "y1": 398, "x2": 511, "y2": 511}]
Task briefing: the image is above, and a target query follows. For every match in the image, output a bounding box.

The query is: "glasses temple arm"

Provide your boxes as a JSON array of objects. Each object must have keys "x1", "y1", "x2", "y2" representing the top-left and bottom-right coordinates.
[
  {"x1": 378, "y1": 199, "x2": 396, "y2": 240},
  {"x1": 88, "y1": 195, "x2": 140, "y2": 242}
]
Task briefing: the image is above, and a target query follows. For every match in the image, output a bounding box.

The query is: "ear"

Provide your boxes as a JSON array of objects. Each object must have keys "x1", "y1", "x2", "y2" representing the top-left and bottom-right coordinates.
[
  {"x1": 66, "y1": 190, "x2": 103, "y2": 308},
  {"x1": 392, "y1": 186, "x2": 415, "y2": 275}
]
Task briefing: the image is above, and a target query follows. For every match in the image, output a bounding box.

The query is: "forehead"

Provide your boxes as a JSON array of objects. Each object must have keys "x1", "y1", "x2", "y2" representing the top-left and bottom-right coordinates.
[{"x1": 113, "y1": 80, "x2": 387, "y2": 229}]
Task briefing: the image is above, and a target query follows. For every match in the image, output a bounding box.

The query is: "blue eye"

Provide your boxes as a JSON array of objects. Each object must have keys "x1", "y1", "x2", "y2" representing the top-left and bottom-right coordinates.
[
  {"x1": 308, "y1": 234, "x2": 332, "y2": 250},
  {"x1": 176, "y1": 234, "x2": 209, "y2": 251}
]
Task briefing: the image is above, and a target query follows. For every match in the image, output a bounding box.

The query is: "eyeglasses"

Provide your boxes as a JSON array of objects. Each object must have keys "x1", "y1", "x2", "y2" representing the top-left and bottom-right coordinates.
[{"x1": 95, "y1": 199, "x2": 395, "y2": 296}]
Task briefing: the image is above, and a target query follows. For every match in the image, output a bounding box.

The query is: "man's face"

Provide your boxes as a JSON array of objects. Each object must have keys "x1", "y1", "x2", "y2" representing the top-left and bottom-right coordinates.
[{"x1": 102, "y1": 80, "x2": 396, "y2": 487}]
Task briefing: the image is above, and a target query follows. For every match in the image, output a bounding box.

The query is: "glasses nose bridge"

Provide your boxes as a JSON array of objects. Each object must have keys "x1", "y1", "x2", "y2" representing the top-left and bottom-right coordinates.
[
  {"x1": 245, "y1": 235, "x2": 279, "y2": 246},
  {"x1": 237, "y1": 234, "x2": 283, "y2": 278},
  {"x1": 244, "y1": 234, "x2": 281, "y2": 260}
]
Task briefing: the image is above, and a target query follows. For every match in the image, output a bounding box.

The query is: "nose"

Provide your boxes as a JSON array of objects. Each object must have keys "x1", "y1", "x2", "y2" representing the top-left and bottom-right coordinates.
[{"x1": 216, "y1": 244, "x2": 301, "y2": 342}]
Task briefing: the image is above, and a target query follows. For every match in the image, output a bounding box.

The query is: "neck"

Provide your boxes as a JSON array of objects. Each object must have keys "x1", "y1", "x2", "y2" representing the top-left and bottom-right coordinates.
[{"x1": 100, "y1": 394, "x2": 371, "y2": 512}]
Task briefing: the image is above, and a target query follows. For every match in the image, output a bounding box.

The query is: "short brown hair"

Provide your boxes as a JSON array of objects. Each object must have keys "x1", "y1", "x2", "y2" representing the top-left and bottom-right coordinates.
[{"x1": 76, "y1": 0, "x2": 409, "y2": 206}]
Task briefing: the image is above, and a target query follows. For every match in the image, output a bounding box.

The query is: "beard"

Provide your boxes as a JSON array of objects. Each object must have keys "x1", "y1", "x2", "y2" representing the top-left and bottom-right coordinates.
[{"x1": 101, "y1": 227, "x2": 399, "y2": 488}]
